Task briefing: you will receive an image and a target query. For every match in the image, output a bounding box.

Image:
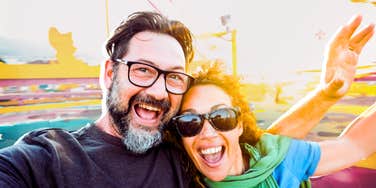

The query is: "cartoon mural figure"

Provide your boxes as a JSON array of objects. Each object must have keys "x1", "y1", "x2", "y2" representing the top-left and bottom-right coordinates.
[
  {"x1": 48, "y1": 27, "x2": 86, "y2": 66},
  {"x1": 0, "y1": 27, "x2": 99, "y2": 79}
]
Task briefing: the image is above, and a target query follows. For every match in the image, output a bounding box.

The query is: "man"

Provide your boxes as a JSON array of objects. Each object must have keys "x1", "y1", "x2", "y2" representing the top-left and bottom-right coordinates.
[{"x1": 0, "y1": 12, "x2": 373, "y2": 187}]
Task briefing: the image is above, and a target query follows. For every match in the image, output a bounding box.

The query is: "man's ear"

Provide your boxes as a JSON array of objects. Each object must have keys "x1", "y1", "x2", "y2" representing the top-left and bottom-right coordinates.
[{"x1": 104, "y1": 59, "x2": 114, "y2": 89}]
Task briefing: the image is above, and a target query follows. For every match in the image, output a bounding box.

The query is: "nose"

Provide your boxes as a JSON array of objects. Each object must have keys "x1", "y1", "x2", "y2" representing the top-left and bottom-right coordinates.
[
  {"x1": 144, "y1": 74, "x2": 169, "y2": 100},
  {"x1": 200, "y1": 120, "x2": 218, "y2": 138}
]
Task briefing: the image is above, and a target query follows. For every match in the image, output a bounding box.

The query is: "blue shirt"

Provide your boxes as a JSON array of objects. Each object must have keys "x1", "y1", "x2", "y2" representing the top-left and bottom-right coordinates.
[{"x1": 273, "y1": 139, "x2": 321, "y2": 187}]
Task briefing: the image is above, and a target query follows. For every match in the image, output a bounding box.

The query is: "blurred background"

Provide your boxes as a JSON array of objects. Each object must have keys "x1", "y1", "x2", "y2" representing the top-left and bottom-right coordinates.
[{"x1": 0, "y1": 1, "x2": 375, "y2": 167}]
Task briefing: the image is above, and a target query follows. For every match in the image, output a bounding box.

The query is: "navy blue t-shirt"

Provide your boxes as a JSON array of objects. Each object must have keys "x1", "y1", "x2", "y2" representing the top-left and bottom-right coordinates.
[{"x1": 0, "y1": 124, "x2": 190, "y2": 188}]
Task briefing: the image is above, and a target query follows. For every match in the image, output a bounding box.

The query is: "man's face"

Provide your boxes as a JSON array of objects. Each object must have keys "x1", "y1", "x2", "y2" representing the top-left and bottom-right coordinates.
[{"x1": 106, "y1": 31, "x2": 186, "y2": 153}]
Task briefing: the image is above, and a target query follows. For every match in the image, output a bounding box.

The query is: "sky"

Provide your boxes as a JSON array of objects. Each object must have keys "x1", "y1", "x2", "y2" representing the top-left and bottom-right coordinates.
[{"x1": 1, "y1": 0, "x2": 376, "y2": 82}]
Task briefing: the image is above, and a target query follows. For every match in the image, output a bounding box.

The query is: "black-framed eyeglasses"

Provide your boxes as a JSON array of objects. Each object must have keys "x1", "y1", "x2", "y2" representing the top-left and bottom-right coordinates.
[
  {"x1": 171, "y1": 107, "x2": 240, "y2": 137},
  {"x1": 116, "y1": 59, "x2": 194, "y2": 95}
]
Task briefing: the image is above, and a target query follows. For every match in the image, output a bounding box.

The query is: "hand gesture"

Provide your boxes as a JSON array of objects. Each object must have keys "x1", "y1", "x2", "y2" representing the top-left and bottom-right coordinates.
[{"x1": 320, "y1": 15, "x2": 374, "y2": 99}]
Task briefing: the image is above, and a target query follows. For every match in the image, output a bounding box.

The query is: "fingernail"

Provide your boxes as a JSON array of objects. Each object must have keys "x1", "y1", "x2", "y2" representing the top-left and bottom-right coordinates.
[{"x1": 348, "y1": 14, "x2": 362, "y2": 24}]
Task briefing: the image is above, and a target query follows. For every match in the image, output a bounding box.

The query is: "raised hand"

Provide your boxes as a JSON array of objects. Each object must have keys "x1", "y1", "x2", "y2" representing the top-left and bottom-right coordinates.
[
  {"x1": 320, "y1": 15, "x2": 374, "y2": 99},
  {"x1": 268, "y1": 15, "x2": 374, "y2": 138}
]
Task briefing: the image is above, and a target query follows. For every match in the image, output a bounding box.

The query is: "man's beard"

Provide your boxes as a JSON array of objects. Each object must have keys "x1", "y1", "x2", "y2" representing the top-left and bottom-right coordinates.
[{"x1": 106, "y1": 77, "x2": 176, "y2": 153}]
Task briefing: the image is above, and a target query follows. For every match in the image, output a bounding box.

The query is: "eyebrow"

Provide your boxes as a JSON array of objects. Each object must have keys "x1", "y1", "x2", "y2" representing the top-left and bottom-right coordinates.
[
  {"x1": 210, "y1": 104, "x2": 229, "y2": 111},
  {"x1": 180, "y1": 103, "x2": 229, "y2": 114},
  {"x1": 137, "y1": 58, "x2": 184, "y2": 72}
]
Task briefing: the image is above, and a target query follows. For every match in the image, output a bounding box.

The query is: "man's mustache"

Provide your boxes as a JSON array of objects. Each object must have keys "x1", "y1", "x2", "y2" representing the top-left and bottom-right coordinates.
[{"x1": 132, "y1": 94, "x2": 171, "y2": 114}]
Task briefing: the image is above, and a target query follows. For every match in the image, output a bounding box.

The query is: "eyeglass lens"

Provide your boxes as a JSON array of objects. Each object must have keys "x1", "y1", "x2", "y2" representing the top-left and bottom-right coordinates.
[
  {"x1": 173, "y1": 108, "x2": 238, "y2": 137},
  {"x1": 127, "y1": 62, "x2": 192, "y2": 94}
]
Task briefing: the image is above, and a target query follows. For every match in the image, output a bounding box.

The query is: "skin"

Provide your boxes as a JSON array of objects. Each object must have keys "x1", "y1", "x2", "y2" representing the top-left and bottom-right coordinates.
[
  {"x1": 316, "y1": 102, "x2": 376, "y2": 176},
  {"x1": 94, "y1": 14, "x2": 373, "y2": 155},
  {"x1": 180, "y1": 84, "x2": 376, "y2": 181},
  {"x1": 268, "y1": 15, "x2": 374, "y2": 138},
  {"x1": 95, "y1": 15, "x2": 374, "y2": 146},
  {"x1": 97, "y1": 31, "x2": 186, "y2": 139},
  {"x1": 180, "y1": 84, "x2": 245, "y2": 181}
]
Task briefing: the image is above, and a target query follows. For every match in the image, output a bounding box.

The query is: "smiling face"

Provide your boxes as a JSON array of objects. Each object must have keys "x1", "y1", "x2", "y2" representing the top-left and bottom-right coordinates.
[
  {"x1": 180, "y1": 84, "x2": 245, "y2": 181},
  {"x1": 105, "y1": 31, "x2": 186, "y2": 153}
]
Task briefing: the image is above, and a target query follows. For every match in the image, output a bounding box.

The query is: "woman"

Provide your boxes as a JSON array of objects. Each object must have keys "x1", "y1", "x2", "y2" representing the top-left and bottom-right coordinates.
[{"x1": 168, "y1": 63, "x2": 376, "y2": 187}]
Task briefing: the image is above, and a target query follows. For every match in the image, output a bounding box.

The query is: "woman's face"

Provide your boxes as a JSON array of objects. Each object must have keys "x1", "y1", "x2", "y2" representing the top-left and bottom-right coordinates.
[{"x1": 179, "y1": 84, "x2": 244, "y2": 181}]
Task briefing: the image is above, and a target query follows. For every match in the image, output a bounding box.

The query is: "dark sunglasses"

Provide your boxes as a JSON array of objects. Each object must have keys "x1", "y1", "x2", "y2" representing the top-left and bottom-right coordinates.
[{"x1": 171, "y1": 107, "x2": 240, "y2": 137}]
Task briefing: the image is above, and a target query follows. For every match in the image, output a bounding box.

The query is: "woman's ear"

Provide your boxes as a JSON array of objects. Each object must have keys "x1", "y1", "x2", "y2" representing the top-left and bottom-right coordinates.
[
  {"x1": 103, "y1": 59, "x2": 114, "y2": 89},
  {"x1": 237, "y1": 121, "x2": 244, "y2": 137}
]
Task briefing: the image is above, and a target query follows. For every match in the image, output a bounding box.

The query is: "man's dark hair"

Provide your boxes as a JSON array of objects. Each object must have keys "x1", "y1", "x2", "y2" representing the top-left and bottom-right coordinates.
[{"x1": 105, "y1": 11, "x2": 194, "y2": 70}]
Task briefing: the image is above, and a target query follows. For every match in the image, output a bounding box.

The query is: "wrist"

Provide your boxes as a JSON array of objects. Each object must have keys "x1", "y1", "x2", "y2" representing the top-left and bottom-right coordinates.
[{"x1": 314, "y1": 85, "x2": 343, "y2": 102}]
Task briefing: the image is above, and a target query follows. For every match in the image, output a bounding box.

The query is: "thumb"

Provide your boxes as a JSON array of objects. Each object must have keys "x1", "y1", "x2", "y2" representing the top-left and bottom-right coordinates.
[{"x1": 324, "y1": 77, "x2": 344, "y2": 95}]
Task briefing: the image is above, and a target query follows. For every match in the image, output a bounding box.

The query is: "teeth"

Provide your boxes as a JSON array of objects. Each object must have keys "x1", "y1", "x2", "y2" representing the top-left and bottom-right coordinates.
[
  {"x1": 200, "y1": 146, "x2": 222, "y2": 155},
  {"x1": 138, "y1": 103, "x2": 161, "y2": 112}
]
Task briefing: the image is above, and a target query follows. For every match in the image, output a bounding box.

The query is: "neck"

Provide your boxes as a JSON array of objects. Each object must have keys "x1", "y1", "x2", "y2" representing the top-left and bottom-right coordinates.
[
  {"x1": 96, "y1": 112, "x2": 122, "y2": 138},
  {"x1": 229, "y1": 144, "x2": 247, "y2": 176},
  {"x1": 242, "y1": 149, "x2": 250, "y2": 172}
]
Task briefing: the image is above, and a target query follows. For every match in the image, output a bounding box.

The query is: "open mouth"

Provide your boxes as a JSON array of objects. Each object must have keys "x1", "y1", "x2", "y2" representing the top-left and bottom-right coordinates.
[
  {"x1": 199, "y1": 146, "x2": 225, "y2": 167},
  {"x1": 133, "y1": 102, "x2": 163, "y2": 125}
]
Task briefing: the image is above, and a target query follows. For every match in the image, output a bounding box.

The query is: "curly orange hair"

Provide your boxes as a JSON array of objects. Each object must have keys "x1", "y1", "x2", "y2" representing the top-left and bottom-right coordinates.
[
  {"x1": 187, "y1": 61, "x2": 263, "y2": 144},
  {"x1": 163, "y1": 61, "x2": 264, "y2": 187}
]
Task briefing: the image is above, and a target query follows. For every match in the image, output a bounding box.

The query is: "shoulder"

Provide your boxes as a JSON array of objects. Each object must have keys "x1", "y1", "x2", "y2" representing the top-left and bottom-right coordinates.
[
  {"x1": 17, "y1": 123, "x2": 94, "y2": 145},
  {"x1": 16, "y1": 127, "x2": 77, "y2": 146},
  {"x1": 274, "y1": 139, "x2": 321, "y2": 186},
  {"x1": 0, "y1": 129, "x2": 67, "y2": 184},
  {"x1": 283, "y1": 139, "x2": 321, "y2": 176},
  {"x1": 0, "y1": 126, "x2": 93, "y2": 187},
  {"x1": 2, "y1": 124, "x2": 93, "y2": 158},
  {"x1": 0, "y1": 128, "x2": 74, "y2": 157},
  {"x1": 288, "y1": 139, "x2": 320, "y2": 156},
  {"x1": 0, "y1": 125, "x2": 93, "y2": 169}
]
